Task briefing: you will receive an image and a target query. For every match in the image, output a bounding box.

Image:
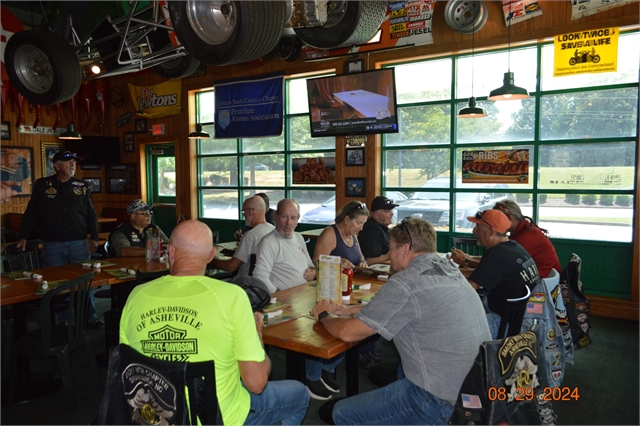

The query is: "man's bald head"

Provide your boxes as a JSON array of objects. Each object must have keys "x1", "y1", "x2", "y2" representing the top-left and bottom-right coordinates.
[
  {"x1": 169, "y1": 220, "x2": 215, "y2": 276},
  {"x1": 245, "y1": 195, "x2": 266, "y2": 213}
]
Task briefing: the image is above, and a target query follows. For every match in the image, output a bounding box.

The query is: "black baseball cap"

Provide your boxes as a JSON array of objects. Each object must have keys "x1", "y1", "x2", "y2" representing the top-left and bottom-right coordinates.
[
  {"x1": 52, "y1": 151, "x2": 79, "y2": 163},
  {"x1": 371, "y1": 196, "x2": 398, "y2": 212}
]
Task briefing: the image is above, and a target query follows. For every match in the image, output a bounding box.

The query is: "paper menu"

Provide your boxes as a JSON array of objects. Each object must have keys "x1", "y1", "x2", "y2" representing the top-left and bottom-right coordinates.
[{"x1": 316, "y1": 254, "x2": 342, "y2": 303}]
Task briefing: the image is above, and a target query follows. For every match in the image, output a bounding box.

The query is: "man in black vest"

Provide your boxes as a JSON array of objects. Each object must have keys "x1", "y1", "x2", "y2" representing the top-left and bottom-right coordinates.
[{"x1": 108, "y1": 199, "x2": 169, "y2": 257}]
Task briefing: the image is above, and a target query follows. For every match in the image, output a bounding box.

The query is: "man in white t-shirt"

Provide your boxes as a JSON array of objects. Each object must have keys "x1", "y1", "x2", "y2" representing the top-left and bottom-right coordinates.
[
  {"x1": 210, "y1": 196, "x2": 274, "y2": 277},
  {"x1": 253, "y1": 199, "x2": 315, "y2": 294}
]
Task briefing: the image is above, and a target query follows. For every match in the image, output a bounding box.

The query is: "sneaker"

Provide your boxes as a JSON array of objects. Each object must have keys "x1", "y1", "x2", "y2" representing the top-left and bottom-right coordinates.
[
  {"x1": 87, "y1": 317, "x2": 104, "y2": 329},
  {"x1": 321, "y1": 369, "x2": 340, "y2": 393},
  {"x1": 306, "y1": 379, "x2": 334, "y2": 400},
  {"x1": 358, "y1": 352, "x2": 383, "y2": 369}
]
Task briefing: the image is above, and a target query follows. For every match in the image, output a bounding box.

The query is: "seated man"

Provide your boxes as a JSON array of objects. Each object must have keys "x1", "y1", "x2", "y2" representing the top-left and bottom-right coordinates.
[
  {"x1": 108, "y1": 199, "x2": 169, "y2": 257},
  {"x1": 311, "y1": 217, "x2": 491, "y2": 424},
  {"x1": 210, "y1": 195, "x2": 274, "y2": 278},
  {"x1": 465, "y1": 210, "x2": 541, "y2": 338},
  {"x1": 358, "y1": 195, "x2": 398, "y2": 264},
  {"x1": 253, "y1": 198, "x2": 315, "y2": 294},
  {"x1": 119, "y1": 220, "x2": 309, "y2": 425}
]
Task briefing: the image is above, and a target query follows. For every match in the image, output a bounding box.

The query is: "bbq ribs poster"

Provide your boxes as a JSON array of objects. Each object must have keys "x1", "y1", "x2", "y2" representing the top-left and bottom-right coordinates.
[{"x1": 462, "y1": 149, "x2": 530, "y2": 184}]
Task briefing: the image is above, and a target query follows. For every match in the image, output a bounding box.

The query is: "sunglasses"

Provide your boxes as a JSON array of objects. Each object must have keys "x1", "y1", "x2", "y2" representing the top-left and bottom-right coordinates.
[
  {"x1": 495, "y1": 207, "x2": 512, "y2": 218},
  {"x1": 397, "y1": 218, "x2": 413, "y2": 250},
  {"x1": 348, "y1": 202, "x2": 367, "y2": 214},
  {"x1": 474, "y1": 211, "x2": 493, "y2": 228}
]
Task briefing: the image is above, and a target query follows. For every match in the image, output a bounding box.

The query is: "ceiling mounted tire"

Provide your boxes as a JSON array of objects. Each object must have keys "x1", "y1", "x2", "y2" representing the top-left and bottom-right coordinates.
[
  {"x1": 444, "y1": 0, "x2": 488, "y2": 35},
  {"x1": 294, "y1": 1, "x2": 388, "y2": 49},
  {"x1": 4, "y1": 29, "x2": 82, "y2": 105},
  {"x1": 168, "y1": 1, "x2": 287, "y2": 66},
  {"x1": 274, "y1": 36, "x2": 303, "y2": 62},
  {"x1": 152, "y1": 54, "x2": 201, "y2": 79}
]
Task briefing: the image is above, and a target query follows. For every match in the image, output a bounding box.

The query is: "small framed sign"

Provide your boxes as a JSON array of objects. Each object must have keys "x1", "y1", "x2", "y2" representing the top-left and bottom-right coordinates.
[
  {"x1": 135, "y1": 118, "x2": 147, "y2": 134},
  {"x1": 124, "y1": 132, "x2": 135, "y2": 153},
  {"x1": 1, "y1": 121, "x2": 11, "y2": 140},
  {"x1": 346, "y1": 148, "x2": 365, "y2": 167},
  {"x1": 83, "y1": 177, "x2": 102, "y2": 193},
  {"x1": 345, "y1": 177, "x2": 366, "y2": 197},
  {"x1": 344, "y1": 58, "x2": 365, "y2": 74}
]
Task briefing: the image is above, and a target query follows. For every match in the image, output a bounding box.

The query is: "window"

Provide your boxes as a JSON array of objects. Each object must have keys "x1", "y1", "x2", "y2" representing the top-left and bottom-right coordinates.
[
  {"x1": 196, "y1": 75, "x2": 336, "y2": 222},
  {"x1": 383, "y1": 32, "x2": 638, "y2": 242}
]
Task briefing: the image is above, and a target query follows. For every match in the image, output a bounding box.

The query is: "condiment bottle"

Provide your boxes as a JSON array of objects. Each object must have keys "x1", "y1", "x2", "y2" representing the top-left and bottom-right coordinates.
[{"x1": 341, "y1": 267, "x2": 353, "y2": 303}]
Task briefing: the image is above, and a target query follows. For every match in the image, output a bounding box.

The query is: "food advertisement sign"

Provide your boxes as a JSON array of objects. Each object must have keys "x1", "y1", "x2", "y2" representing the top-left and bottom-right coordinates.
[
  {"x1": 292, "y1": 157, "x2": 336, "y2": 185},
  {"x1": 462, "y1": 149, "x2": 530, "y2": 184}
]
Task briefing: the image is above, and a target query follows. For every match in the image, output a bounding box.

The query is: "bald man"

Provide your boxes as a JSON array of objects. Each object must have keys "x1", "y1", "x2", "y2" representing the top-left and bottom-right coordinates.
[
  {"x1": 210, "y1": 196, "x2": 274, "y2": 277},
  {"x1": 119, "y1": 220, "x2": 309, "y2": 425}
]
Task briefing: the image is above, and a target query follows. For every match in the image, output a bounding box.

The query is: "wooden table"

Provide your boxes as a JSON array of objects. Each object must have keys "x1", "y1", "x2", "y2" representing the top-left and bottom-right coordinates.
[
  {"x1": 300, "y1": 228, "x2": 324, "y2": 240},
  {"x1": 97, "y1": 217, "x2": 118, "y2": 224},
  {"x1": 262, "y1": 272, "x2": 385, "y2": 396}
]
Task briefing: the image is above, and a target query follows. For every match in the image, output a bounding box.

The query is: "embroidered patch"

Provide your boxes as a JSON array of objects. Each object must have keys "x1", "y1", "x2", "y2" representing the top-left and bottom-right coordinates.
[
  {"x1": 527, "y1": 302, "x2": 544, "y2": 315},
  {"x1": 577, "y1": 313, "x2": 588, "y2": 323},
  {"x1": 546, "y1": 328, "x2": 556, "y2": 341}
]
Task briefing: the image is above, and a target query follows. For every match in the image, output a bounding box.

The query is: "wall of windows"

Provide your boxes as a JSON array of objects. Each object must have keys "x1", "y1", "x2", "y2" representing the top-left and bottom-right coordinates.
[
  {"x1": 382, "y1": 32, "x2": 638, "y2": 244},
  {"x1": 195, "y1": 76, "x2": 336, "y2": 224}
]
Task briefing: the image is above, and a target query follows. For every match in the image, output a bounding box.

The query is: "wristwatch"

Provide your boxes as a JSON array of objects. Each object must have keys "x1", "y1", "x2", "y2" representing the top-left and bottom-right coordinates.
[
  {"x1": 317, "y1": 311, "x2": 329, "y2": 324},
  {"x1": 464, "y1": 258, "x2": 470, "y2": 267}
]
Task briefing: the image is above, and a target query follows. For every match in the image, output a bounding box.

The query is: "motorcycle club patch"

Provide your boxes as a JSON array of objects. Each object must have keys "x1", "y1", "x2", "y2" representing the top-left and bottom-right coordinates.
[
  {"x1": 45, "y1": 187, "x2": 57, "y2": 198},
  {"x1": 72, "y1": 181, "x2": 84, "y2": 195},
  {"x1": 122, "y1": 362, "x2": 177, "y2": 425},
  {"x1": 498, "y1": 331, "x2": 537, "y2": 376},
  {"x1": 577, "y1": 313, "x2": 588, "y2": 323},
  {"x1": 130, "y1": 233, "x2": 141, "y2": 243},
  {"x1": 546, "y1": 328, "x2": 556, "y2": 341},
  {"x1": 575, "y1": 302, "x2": 588, "y2": 311}
]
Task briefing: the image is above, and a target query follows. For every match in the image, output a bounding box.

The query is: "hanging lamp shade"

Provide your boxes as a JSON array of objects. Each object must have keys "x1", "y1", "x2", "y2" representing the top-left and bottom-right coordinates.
[
  {"x1": 188, "y1": 124, "x2": 210, "y2": 139},
  {"x1": 458, "y1": 96, "x2": 487, "y2": 118},
  {"x1": 59, "y1": 124, "x2": 82, "y2": 140},
  {"x1": 488, "y1": 71, "x2": 529, "y2": 101}
]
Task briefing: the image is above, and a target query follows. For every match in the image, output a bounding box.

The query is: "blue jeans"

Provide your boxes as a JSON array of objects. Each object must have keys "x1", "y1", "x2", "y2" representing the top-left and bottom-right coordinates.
[
  {"x1": 244, "y1": 380, "x2": 310, "y2": 425},
  {"x1": 41, "y1": 240, "x2": 98, "y2": 321},
  {"x1": 332, "y1": 365, "x2": 453, "y2": 425},
  {"x1": 305, "y1": 353, "x2": 344, "y2": 381}
]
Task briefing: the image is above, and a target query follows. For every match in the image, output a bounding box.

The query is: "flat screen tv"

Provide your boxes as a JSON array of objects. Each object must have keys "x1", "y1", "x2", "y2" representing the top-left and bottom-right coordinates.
[
  {"x1": 64, "y1": 136, "x2": 121, "y2": 165},
  {"x1": 306, "y1": 68, "x2": 399, "y2": 138}
]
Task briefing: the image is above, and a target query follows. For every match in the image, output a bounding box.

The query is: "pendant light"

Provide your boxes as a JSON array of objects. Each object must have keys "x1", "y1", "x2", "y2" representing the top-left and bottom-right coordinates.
[
  {"x1": 59, "y1": 124, "x2": 82, "y2": 140},
  {"x1": 188, "y1": 123, "x2": 210, "y2": 139},
  {"x1": 458, "y1": 5, "x2": 487, "y2": 118},
  {"x1": 488, "y1": 4, "x2": 529, "y2": 101}
]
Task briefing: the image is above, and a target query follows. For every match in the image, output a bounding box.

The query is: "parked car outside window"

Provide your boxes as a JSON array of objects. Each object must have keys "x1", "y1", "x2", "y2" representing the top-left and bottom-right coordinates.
[{"x1": 300, "y1": 191, "x2": 408, "y2": 224}]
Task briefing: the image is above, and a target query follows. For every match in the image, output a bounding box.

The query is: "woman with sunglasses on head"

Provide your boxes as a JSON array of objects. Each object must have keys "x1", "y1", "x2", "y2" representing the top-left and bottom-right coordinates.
[{"x1": 312, "y1": 200, "x2": 369, "y2": 270}]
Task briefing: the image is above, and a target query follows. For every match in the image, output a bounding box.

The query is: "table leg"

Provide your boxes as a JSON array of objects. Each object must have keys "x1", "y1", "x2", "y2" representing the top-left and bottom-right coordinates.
[
  {"x1": 284, "y1": 350, "x2": 305, "y2": 382},
  {"x1": 345, "y1": 345, "x2": 360, "y2": 397}
]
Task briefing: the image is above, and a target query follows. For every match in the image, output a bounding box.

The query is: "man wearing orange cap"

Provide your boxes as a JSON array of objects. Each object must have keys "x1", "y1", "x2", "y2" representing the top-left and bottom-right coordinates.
[{"x1": 464, "y1": 210, "x2": 540, "y2": 339}]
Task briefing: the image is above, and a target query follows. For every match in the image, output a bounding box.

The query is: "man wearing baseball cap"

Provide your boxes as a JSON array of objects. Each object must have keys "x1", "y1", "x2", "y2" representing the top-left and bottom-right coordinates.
[
  {"x1": 465, "y1": 210, "x2": 541, "y2": 339},
  {"x1": 358, "y1": 196, "x2": 398, "y2": 265},
  {"x1": 17, "y1": 150, "x2": 103, "y2": 327},
  {"x1": 108, "y1": 199, "x2": 169, "y2": 257}
]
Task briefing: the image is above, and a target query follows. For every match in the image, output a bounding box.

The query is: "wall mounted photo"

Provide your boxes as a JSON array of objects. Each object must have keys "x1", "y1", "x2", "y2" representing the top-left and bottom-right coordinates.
[
  {"x1": 346, "y1": 148, "x2": 365, "y2": 167},
  {"x1": 124, "y1": 132, "x2": 135, "y2": 153},
  {"x1": 135, "y1": 118, "x2": 147, "y2": 134},
  {"x1": 292, "y1": 156, "x2": 336, "y2": 185},
  {"x1": 80, "y1": 164, "x2": 101, "y2": 171},
  {"x1": 83, "y1": 177, "x2": 102, "y2": 193},
  {"x1": 107, "y1": 164, "x2": 137, "y2": 194},
  {"x1": 1, "y1": 146, "x2": 34, "y2": 196},
  {"x1": 345, "y1": 177, "x2": 366, "y2": 197},
  {"x1": 1, "y1": 121, "x2": 12, "y2": 140},
  {"x1": 40, "y1": 141, "x2": 64, "y2": 177}
]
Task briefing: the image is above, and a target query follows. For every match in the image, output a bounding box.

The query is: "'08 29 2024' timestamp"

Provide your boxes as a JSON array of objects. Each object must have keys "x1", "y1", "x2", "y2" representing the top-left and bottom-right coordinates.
[{"x1": 487, "y1": 386, "x2": 580, "y2": 401}]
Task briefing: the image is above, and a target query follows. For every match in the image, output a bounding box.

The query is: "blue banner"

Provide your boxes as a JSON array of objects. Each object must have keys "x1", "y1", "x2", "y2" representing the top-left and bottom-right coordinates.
[{"x1": 214, "y1": 74, "x2": 284, "y2": 138}]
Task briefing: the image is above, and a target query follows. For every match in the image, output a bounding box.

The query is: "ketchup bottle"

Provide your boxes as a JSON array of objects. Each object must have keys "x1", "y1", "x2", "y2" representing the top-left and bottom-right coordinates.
[{"x1": 341, "y1": 267, "x2": 353, "y2": 303}]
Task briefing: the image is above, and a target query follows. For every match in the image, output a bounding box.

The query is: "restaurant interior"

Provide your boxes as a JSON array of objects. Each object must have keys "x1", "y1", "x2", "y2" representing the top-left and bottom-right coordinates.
[{"x1": 1, "y1": 0, "x2": 638, "y2": 424}]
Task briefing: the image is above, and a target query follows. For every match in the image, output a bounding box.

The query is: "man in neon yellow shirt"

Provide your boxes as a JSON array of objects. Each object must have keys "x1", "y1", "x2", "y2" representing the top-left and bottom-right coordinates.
[{"x1": 120, "y1": 220, "x2": 309, "y2": 425}]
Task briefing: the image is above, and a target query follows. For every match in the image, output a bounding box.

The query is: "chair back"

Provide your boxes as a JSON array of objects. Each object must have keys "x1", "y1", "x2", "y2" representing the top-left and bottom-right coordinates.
[
  {"x1": 1, "y1": 228, "x2": 19, "y2": 244},
  {"x1": 1, "y1": 253, "x2": 27, "y2": 272},
  {"x1": 4, "y1": 240, "x2": 43, "y2": 270},
  {"x1": 91, "y1": 343, "x2": 221, "y2": 425},
  {"x1": 451, "y1": 236, "x2": 484, "y2": 256},
  {"x1": 232, "y1": 275, "x2": 271, "y2": 312},
  {"x1": 496, "y1": 285, "x2": 531, "y2": 339},
  {"x1": 37, "y1": 272, "x2": 95, "y2": 352}
]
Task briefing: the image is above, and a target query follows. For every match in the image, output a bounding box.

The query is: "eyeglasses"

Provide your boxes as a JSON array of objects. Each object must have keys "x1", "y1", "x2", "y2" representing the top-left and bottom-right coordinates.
[
  {"x1": 397, "y1": 218, "x2": 413, "y2": 250},
  {"x1": 241, "y1": 207, "x2": 254, "y2": 216},
  {"x1": 475, "y1": 211, "x2": 492, "y2": 228}
]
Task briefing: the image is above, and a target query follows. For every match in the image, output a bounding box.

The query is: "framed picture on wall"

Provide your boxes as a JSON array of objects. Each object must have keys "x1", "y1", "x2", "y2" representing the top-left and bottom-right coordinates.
[
  {"x1": 346, "y1": 147, "x2": 365, "y2": 167},
  {"x1": 107, "y1": 163, "x2": 137, "y2": 194},
  {"x1": 124, "y1": 131, "x2": 135, "y2": 153},
  {"x1": 81, "y1": 164, "x2": 101, "y2": 170},
  {"x1": 83, "y1": 177, "x2": 102, "y2": 193},
  {"x1": 135, "y1": 118, "x2": 147, "y2": 134},
  {"x1": 1, "y1": 146, "x2": 35, "y2": 196},
  {"x1": 41, "y1": 141, "x2": 64, "y2": 177},
  {"x1": 345, "y1": 177, "x2": 366, "y2": 197},
  {"x1": 1, "y1": 121, "x2": 11, "y2": 140}
]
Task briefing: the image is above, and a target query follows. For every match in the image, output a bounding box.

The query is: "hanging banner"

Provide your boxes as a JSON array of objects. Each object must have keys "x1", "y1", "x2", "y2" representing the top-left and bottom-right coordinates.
[
  {"x1": 571, "y1": 0, "x2": 635, "y2": 20},
  {"x1": 214, "y1": 74, "x2": 284, "y2": 139},
  {"x1": 553, "y1": 27, "x2": 618, "y2": 77},
  {"x1": 502, "y1": 0, "x2": 543, "y2": 26},
  {"x1": 462, "y1": 149, "x2": 530, "y2": 184},
  {"x1": 303, "y1": 0, "x2": 435, "y2": 61},
  {"x1": 128, "y1": 79, "x2": 182, "y2": 119}
]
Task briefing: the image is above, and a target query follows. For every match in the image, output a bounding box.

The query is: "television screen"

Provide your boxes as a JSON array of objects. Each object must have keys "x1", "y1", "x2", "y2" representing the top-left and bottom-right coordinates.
[
  {"x1": 64, "y1": 136, "x2": 121, "y2": 165},
  {"x1": 306, "y1": 68, "x2": 399, "y2": 138}
]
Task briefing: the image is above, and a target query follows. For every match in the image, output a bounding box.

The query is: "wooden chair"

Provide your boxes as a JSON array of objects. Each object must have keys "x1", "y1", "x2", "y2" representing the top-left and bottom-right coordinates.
[
  {"x1": 91, "y1": 343, "x2": 221, "y2": 425},
  {"x1": 451, "y1": 236, "x2": 484, "y2": 256},
  {"x1": 7, "y1": 272, "x2": 101, "y2": 411}
]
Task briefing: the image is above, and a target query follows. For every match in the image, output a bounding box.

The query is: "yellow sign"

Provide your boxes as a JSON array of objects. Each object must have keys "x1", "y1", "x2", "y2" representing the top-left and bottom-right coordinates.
[
  {"x1": 128, "y1": 79, "x2": 182, "y2": 119},
  {"x1": 554, "y1": 27, "x2": 618, "y2": 77}
]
